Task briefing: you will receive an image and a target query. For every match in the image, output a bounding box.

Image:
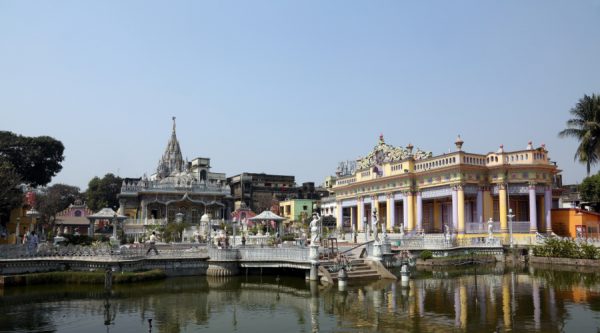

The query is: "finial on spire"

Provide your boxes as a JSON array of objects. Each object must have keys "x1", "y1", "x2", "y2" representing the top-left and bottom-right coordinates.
[
  {"x1": 379, "y1": 133, "x2": 384, "y2": 143},
  {"x1": 455, "y1": 135, "x2": 464, "y2": 151},
  {"x1": 172, "y1": 116, "x2": 176, "y2": 133}
]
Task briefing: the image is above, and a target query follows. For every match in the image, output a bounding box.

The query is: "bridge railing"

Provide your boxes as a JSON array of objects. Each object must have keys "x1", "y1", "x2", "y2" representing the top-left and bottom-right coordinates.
[
  {"x1": 0, "y1": 243, "x2": 208, "y2": 260},
  {"x1": 207, "y1": 246, "x2": 309, "y2": 262}
]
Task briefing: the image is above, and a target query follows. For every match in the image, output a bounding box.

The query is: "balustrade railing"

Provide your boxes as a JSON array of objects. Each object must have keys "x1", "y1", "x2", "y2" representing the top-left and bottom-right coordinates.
[
  {"x1": 389, "y1": 234, "x2": 501, "y2": 249},
  {"x1": 0, "y1": 243, "x2": 208, "y2": 260},
  {"x1": 207, "y1": 247, "x2": 309, "y2": 262},
  {"x1": 465, "y1": 222, "x2": 501, "y2": 234}
]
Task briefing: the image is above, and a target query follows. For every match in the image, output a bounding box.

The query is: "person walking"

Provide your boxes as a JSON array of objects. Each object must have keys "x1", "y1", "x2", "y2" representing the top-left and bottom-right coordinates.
[{"x1": 146, "y1": 231, "x2": 159, "y2": 255}]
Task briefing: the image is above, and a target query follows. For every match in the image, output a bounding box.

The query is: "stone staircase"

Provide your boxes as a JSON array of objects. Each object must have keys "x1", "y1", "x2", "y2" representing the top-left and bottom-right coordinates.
[{"x1": 319, "y1": 252, "x2": 383, "y2": 283}]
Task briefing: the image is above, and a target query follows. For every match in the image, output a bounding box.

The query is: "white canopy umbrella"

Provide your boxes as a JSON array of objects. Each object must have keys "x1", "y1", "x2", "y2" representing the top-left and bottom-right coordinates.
[{"x1": 249, "y1": 211, "x2": 286, "y2": 236}]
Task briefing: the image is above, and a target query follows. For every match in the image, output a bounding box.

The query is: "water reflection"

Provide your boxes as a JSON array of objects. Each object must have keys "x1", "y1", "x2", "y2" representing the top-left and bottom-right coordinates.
[{"x1": 1, "y1": 266, "x2": 600, "y2": 332}]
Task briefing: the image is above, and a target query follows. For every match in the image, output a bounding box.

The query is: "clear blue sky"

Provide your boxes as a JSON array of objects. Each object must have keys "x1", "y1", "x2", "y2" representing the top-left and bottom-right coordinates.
[{"x1": 1, "y1": 1, "x2": 599, "y2": 190}]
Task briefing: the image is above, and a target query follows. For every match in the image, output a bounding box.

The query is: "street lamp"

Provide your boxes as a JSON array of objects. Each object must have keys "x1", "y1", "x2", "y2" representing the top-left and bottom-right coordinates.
[{"x1": 507, "y1": 208, "x2": 515, "y2": 249}]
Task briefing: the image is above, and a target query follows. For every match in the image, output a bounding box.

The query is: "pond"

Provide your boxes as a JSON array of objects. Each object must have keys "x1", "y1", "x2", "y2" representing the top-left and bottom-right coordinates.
[{"x1": 1, "y1": 265, "x2": 599, "y2": 332}]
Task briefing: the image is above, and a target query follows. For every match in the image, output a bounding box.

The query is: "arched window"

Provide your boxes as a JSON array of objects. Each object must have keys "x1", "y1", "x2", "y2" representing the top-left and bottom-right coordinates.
[{"x1": 200, "y1": 170, "x2": 207, "y2": 181}]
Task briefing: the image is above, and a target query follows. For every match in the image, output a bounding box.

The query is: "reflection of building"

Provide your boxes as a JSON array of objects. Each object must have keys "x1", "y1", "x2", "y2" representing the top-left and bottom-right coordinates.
[
  {"x1": 119, "y1": 118, "x2": 231, "y2": 233},
  {"x1": 227, "y1": 173, "x2": 297, "y2": 212},
  {"x1": 328, "y1": 135, "x2": 560, "y2": 241}
]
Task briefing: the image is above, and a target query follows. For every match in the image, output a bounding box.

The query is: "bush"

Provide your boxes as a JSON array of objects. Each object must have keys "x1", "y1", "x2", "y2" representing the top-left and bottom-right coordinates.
[
  {"x1": 63, "y1": 234, "x2": 94, "y2": 246},
  {"x1": 281, "y1": 234, "x2": 295, "y2": 242},
  {"x1": 419, "y1": 250, "x2": 433, "y2": 260},
  {"x1": 533, "y1": 238, "x2": 600, "y2": 259}
]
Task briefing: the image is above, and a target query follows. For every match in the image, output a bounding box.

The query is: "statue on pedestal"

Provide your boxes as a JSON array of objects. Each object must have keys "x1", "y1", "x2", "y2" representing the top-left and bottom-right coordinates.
[
  {"x1": 372, "y1": 209, "x2": 379, "y2": 242},
  {"x1": 310, "y1": 213, "x2": 322, "y2": 244}
]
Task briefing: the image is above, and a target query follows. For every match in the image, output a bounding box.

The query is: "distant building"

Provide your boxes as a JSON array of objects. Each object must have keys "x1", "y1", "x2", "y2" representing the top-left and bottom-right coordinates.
[
  {"x1": 119, "y1": 117, "x2": 231, "y2": 234},
  {"x1": 279, "y1": 199, "x2": 316, "y2": 222},
  {"x1": 54, "y1": 200, "x2": 94, "y2": 235},
  {"x1": 227, "y1": 173, "x2": 297, "y2": 213},
  {"x1": 551, "y1": 208, "x2": 600, "y2": 239},
  {"x1": 328, "y1": 135, "x2": 561, "y2": 241},
  {"x1": 559, "y1": 184, "x2": 581, "y2": 209}
]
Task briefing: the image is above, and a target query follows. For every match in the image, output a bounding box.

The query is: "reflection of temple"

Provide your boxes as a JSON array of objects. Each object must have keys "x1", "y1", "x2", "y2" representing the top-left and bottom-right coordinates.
[
  {"x1": 119, "y1": 118, "x2": 232, "y2": 235},
  {"x1": 328, "y1": 135, "x2": 561, "y2": 242}
]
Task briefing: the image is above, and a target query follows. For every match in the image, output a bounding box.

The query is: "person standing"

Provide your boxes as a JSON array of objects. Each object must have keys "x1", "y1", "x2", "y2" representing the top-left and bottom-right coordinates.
[
  {"x1": 27, "y1": 231, "x2": 38, "y2": 255},
  {"x1": 146, "y1": 232, "x2": 159, "y2": 255}
]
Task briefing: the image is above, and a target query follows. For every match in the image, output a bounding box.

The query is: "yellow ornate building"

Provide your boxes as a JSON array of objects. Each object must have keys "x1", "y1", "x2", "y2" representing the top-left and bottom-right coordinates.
[{"x1": 330, "y1": 135, "x2": 560, "y2": 242}]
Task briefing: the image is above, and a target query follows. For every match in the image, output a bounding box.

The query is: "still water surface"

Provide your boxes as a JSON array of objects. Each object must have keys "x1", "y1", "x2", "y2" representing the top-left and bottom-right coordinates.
[{"x1": 1, "y1": 266, "x2": 600, "y2": 332}]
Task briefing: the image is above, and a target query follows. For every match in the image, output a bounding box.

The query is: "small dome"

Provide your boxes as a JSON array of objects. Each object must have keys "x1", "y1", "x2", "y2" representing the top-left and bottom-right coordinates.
[{"x1": 200, "y1": 214, "x2": 210, "y2": 223}]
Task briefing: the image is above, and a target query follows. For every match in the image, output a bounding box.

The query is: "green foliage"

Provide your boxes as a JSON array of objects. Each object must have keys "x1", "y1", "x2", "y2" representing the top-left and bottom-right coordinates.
[
  {"x1": 533, "y1": 238, "x2": 599, "y2": 259},
  {"x1": 579, "y1": 173, "x2": 600, "y2": 209},
  {"x1": 36, "y1": 183, "x2": 81, "y2": 226},
  {"x1": 281, "y1": 234, "x2": 295, "y2": 242},
  {"x1": 85, "y1": 173, "x2": 123, "y2": 211},
  {"x1": 558, "y1": 93, "x2": 600, "y2": 175},
  {"x1": 419, "y1": 250, "x2": 433, "y2": 260},
  {"x1": 0, "y1": 160, "x2": 23, "y2": 221},
  {"x1": 0, "y1": 131, "x2": 65, "y2": 187},
  {"x1": 162, "y1": 222, "x2": 190, "y2": 243},
  {"x1": 63, "y1": 234, "x2": 94, "y2": 245}
]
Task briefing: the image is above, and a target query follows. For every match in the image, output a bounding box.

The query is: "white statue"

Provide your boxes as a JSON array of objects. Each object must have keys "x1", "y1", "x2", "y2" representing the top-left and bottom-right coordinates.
[
  {"x1": 444, "y1": 224, "x2": 450, "y2": 242},
  {"x1": 310, "y1": 213, "x2": 322, "y2": 244},
  {"x1": 372, "y1": 209, "x2": 379, "y2": 242},
  {"x1": 399, "y1": 223, "x2": 404, "y2": 237},
  {"x1": 487, "y1": 218, "x2": 494, "y2": 239}
]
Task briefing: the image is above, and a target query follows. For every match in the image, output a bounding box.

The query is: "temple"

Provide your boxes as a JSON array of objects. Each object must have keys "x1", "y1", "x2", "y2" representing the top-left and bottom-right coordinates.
[
  {"x1": 325, "y1": 135, "x2": 561, "y2": 243},
  {"x1": 119, "y1": 117, "x2": 231, "y2": 236}
]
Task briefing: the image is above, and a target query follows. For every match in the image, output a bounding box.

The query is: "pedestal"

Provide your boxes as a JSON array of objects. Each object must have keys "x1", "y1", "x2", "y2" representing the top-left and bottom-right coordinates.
[
  {"x1": 372, "y1": 242, "x2": 383, "y2": 261},
  {"x1": 309, "y1": 244, "x2": 320, "y2": 281}
]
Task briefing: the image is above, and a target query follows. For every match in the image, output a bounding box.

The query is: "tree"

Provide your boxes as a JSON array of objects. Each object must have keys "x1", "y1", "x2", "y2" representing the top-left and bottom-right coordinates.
[
  {"x1": 0, "y1": 131, "x2": 65, "y2": 186},
  {"x1": 579, "y1": 173, "x2": 600, "y2": 211},
  {"x1": 559, "y1": 94, "x2": 600, "y2": 175},
  {"x1": 0, "y1": 161, "x2": 23, "y2": 224},
  {"x1": 36, "y1": 184, "x2": 81, "y2": 228},
  {"x1": 86, "y1": 174, "x2": 122, "y2": 212}
]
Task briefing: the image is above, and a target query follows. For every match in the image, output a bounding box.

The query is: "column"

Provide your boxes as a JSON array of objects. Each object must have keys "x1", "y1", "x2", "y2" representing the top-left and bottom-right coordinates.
[
  {"x1": 387, "y1": 194, "x2": 395, "y2": 230},
  {"x1": 402, "y1": 194, "x2": 409, "y2": 231},
  {"x1": 457, "y1": 185, "x2": 465, "y2": 234},
  {"x1": 529, "y1": 184, "x2": 538, "y2": 233},
  {"x1": 433, "y1": 200, "x2": 441, "y2": 232},
  {"x1": 545, "y1": 186, "x2": 552, "y2": 233},
  {"x1": 476, "y1": 188, "x2": 483, "y2": 223},
  {"x1": 483, "y1": 187, "x2": 493, "y2": 222},
  {"x1": 499, "y1": 184, "x2": 508, "y2": 233},
  {"x1": 538, "y1": 196, "x2": 545, "y2": 232},
  {"x1": 89, "y1": 221, "x2": 94, "y2": 236},
  {"x1": 407, "y1": 192, "x2": 415, "y2": 231},
  {"x1": 416, "y1": 191, "x2": 423, "y2": 232},
  {"x1": 358, "y1": 198, "x2": 365, "y2": 232},
  {"x1": 452, "y1": 187, "x2": 458, "y2": 232},
  {"x1": 336, "y1": 202, "x2": 343, "y2": 229},
  {"x1": 350, "y1": 206, "x2": 356, "y2": 231}
]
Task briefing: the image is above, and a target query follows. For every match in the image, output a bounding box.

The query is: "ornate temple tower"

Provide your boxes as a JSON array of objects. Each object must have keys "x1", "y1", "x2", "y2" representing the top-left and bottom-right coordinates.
[{"x1": 156, "y1": 117, "x2": 184, "y2": 179}]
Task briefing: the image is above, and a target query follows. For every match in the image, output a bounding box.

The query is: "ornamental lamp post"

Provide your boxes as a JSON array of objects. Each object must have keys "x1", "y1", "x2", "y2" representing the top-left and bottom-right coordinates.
[{"x1": 508, "y1": 208, "x2": 515, "y2": 249}]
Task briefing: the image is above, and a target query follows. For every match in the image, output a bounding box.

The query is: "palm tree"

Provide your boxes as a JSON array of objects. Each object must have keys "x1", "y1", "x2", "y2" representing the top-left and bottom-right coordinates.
[{"x1": 559, "y1": 94, "x2": 600, "y2": 176}]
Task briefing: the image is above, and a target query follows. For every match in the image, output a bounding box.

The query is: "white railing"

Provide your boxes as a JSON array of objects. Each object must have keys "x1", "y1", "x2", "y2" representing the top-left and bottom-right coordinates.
[
  {"x1": 207, "y1": 247, "x2": 309, "y2": 262},
  {"x1": 465, "y1": 222, "x2": 501, "y2": 234},
  {"x1": 510, "y1": 221, "x2": 531, "y2": 233},
  {"x1": 389, "y1": 234, "x2": 502, "y2": 250}
]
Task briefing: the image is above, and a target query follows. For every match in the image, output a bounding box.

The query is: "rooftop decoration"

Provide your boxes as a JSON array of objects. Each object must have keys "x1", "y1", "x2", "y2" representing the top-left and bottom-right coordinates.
[{"x1": 356, "y1": 135, "x2": 432, "y2": 170}]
